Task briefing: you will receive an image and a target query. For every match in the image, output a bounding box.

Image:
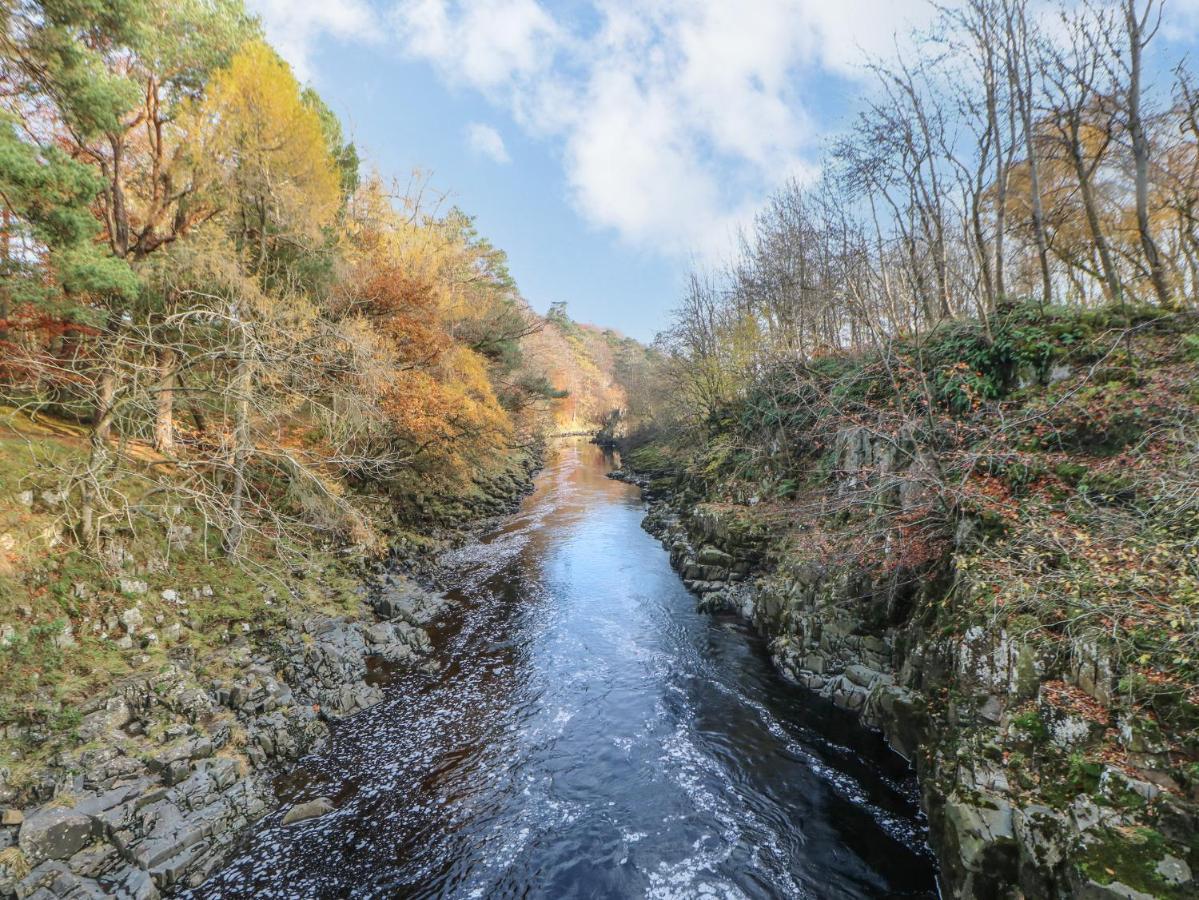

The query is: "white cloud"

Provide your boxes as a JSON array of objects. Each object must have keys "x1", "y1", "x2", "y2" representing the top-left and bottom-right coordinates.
[
  {"x1": 391, "y1": 0, "x2": 561, "y2": 91},
  {"x1": 388, "y1": 0, "x2": 941, "y2": 259},
  {"x1": 249, "y1": 1, "x2": 1199, "y2": 261},
  {"x1": 467, "y1": 122, "x2": 511, "y2": 164},
  {"x1": 247, "y1": 0, "x2": 380, "y2": 82}
]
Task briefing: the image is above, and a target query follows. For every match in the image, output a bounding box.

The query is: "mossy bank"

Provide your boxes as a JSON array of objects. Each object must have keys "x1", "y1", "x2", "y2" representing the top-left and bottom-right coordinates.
[
  {"x1": 0, "y1": 411, "x2": 539, "y2": 898},
  {"x1": 617, "y1": 303, "x2": 1199, "y2": 899}
]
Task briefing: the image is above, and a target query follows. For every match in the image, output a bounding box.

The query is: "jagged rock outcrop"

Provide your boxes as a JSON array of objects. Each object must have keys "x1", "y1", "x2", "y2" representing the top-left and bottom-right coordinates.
[
  {"x1": 0, "y1": 578, "x2": 448, "y2": 899},
  {"x1": 619, "y1": 423, "x2": 1199, "y2": 900}
]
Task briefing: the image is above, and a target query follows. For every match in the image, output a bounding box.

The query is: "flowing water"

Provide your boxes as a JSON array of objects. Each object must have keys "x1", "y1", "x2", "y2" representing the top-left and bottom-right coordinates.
[{"x1": 195, "y1": 440, "x2": 938, "y2": 899}]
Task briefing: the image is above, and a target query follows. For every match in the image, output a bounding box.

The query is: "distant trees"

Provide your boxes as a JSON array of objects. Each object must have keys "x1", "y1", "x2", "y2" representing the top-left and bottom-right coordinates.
[{"x1": 653, "y1": 0, "x2": 1196, "y2": 426}]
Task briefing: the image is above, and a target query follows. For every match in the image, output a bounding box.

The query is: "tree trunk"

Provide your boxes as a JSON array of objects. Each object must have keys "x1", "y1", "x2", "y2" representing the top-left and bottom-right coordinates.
[
  {"x1": 1068, "y1": 127, "x2": 1123, "y2": 304},
  {"x1": 1022, "y1": 106, "x2": 1053, "y2": 306},
  {"x1": 80, "y1": 375, "x2": 119, "y2": 549},
  {"x1": 0, "y1": 209, "x2": 10, "y2": 344},
  {"x1": 1008, "y1": 0, "x2": 1054, "y2": 304},
  {"x1": 93, "y1": 366, "x2": 118, "y2": 444},
  {"x1": 1125, "y1": 0, "x2": 1170, "y2": 306},
  {"x1": 223, "y1": 334, "x2": 253, "y2": 560},
  {"x1": 153, "y1": 345, "x2": 178, "y2": 454}
]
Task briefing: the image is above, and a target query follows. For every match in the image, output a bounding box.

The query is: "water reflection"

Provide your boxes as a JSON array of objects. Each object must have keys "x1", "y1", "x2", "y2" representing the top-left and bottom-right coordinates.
[{"x1": 192, "y1": 440, "x2": 937, "y2": 899}]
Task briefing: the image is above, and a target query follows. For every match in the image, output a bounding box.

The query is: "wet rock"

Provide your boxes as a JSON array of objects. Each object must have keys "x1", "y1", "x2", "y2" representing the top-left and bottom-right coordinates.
[
  {"x1": 281, "y1": 797, "x2": 333, "y2": 826},
  {"x1": 372, "y1": 576, "x2": 449, "y2": 624}
]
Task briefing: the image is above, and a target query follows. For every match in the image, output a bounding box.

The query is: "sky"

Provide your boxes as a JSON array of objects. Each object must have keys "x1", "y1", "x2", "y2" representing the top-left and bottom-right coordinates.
[{"x1": 246, "y1": 0, "x2": 1199, "y2": 342}]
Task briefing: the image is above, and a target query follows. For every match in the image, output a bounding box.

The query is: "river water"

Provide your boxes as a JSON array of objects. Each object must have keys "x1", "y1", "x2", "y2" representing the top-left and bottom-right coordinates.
[{"x1": 195, "y1": 440, "x2": 938, "y2": 899}]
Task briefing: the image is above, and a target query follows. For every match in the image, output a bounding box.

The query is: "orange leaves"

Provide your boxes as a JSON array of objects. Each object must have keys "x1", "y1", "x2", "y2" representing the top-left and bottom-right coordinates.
[
  {"x1": 380, "y1": 370, "x2": 456, "y2": 445},
  {"x1": 1042, "y1": 679, "x2": 1110, "y2": 725},
  {"x1": 335, "y1": 178, "x2": 520, "y2": 474},
  {"x1": 343, "y1": 259, "x2": 450, "y2": 365},
  {"x1": 379, "y1": 348, "x2": 512, "y2": 466}
]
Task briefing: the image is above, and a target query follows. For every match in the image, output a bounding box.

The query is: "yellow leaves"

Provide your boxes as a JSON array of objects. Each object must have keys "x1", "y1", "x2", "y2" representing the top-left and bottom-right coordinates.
[{"x1": 196, "y1": 40, "x2": 340, "y2": 240}]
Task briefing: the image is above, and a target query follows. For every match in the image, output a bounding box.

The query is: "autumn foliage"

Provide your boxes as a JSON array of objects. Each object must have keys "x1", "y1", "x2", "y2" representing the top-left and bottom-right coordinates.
[{"x1": 0, "y1": 1, "x2": 637, "y2": 557}]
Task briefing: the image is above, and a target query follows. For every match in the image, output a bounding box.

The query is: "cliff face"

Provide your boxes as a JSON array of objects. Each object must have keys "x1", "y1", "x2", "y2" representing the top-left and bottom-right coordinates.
[{"x1": 620, "y1": 307, "x2": 1199, "y2": 899}]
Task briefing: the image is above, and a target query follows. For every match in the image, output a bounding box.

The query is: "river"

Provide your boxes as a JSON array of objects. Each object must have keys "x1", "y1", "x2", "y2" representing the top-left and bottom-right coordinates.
[{"x1": 193, "y1": 439, "x2": 938, "y2": 899}]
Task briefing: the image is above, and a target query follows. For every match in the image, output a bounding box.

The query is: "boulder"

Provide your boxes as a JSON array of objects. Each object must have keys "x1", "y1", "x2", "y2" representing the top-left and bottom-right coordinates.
[
  {"x1": 1155, "y1": 854, "x2": 1192, "y2": 886},
  {"x1": 78, "y1": 698, "x2": 131, "y2": 742},
  {"x1": 697, "y1": 545, "x2": 733, "y2": 568},
  {"x1": 844, "y1": 664, "x2": 890, "y2": 689},
  {"x1": 281, "y1": 797, "x2": 334, "y2": 826},
  {"x1": 119, "y1": 607, "x2": 144, "y2": 634},
  {"x1": 119, "y1": 579, "x2": 148, "y2": 597},
  {"x1": 18, "y1": 807, "x2": 96, "y2": 863},
  {"x1": 39, "y1": 489, "x2": 67, "y2": 508},
  {"x1": 944, "y1": 791, "x2": 1016, "y2": 872}
]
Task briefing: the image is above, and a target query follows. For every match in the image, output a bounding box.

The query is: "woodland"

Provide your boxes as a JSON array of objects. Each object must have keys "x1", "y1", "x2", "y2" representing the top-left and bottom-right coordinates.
[
  {"x1": 619, "y1": 1, "x2": 1199, "y2": 894},
  {"x1": 3, "y1": 0, "x2": 1199, "y2": 896}
]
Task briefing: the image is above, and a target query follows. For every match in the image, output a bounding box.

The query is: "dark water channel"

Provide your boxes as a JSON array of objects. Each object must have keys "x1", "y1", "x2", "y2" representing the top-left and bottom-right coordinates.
[{"x1": 194, "y1": 440, "x2": 938, "y2": 899}]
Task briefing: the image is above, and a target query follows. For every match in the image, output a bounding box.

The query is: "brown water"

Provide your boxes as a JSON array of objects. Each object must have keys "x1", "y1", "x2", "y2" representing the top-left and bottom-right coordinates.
[{"x1": 191, "y1": 440, "x2": 938, "y2": 899}]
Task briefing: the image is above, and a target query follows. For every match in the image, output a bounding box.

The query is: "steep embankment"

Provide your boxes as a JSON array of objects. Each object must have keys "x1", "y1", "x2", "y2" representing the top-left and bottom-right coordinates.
[
  {"x1": 0, "y1": 412, "x2": 538, "y2": 897},
  {"x1": 619, "y1": 304, "x2": 1199, "y2": 899}
]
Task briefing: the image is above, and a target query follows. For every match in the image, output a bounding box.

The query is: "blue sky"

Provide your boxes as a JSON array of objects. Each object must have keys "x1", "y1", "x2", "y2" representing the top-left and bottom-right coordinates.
[{"x1": 248, "y1": 0, "x2": 1199, "y2": 342}]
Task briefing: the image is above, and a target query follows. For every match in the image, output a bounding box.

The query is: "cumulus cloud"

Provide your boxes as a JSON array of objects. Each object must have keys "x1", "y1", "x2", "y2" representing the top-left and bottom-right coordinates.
[
  {"x1": 391, "y1": 0, "x2": 561, "y2": 91},
  {"x1": 247, "y1": 0, "x2": 379, "y2": 82},
  {"x1": 467, "y1": 123, "x2": 511, "y2": 164},
  {"x1": 389, "y1": 0, "x2": 937, "y2": 258}
]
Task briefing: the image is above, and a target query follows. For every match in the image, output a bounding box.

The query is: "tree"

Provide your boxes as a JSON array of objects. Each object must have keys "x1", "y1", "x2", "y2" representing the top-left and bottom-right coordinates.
[
  {"x1": 1115, "y1": 0, "x2": 1171, "y2": 305},
  {"x1": 1004, "y1": 0, "x2": 1054, "y2": 306}
]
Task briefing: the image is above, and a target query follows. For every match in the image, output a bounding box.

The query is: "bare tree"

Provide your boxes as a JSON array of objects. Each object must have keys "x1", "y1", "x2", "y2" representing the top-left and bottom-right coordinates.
[
  {"x1": 1005, "y1": 0, "x2": 1055, "y2": 305},
  {"x1": 1041, "y1": 4, "x2": 1124, "y2": 304},
  {"x1": 1116, "y1": 0, "x2": 1172, "y2": 305}
]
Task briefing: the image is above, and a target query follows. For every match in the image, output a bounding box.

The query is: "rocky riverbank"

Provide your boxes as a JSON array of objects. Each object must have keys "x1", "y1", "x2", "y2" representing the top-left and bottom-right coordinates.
[
  {"x1": 612, "y1": 447, "x2": 1199, "y2": 900},
  {"x1": 0, "y1": 456, "x2": 539, "y2": 899}
]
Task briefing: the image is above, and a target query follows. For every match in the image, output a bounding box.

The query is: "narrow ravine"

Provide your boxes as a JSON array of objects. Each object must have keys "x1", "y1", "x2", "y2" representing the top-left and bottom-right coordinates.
[{"x1": 191, "y1": 440, "x2": 937, "y2": 899}]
